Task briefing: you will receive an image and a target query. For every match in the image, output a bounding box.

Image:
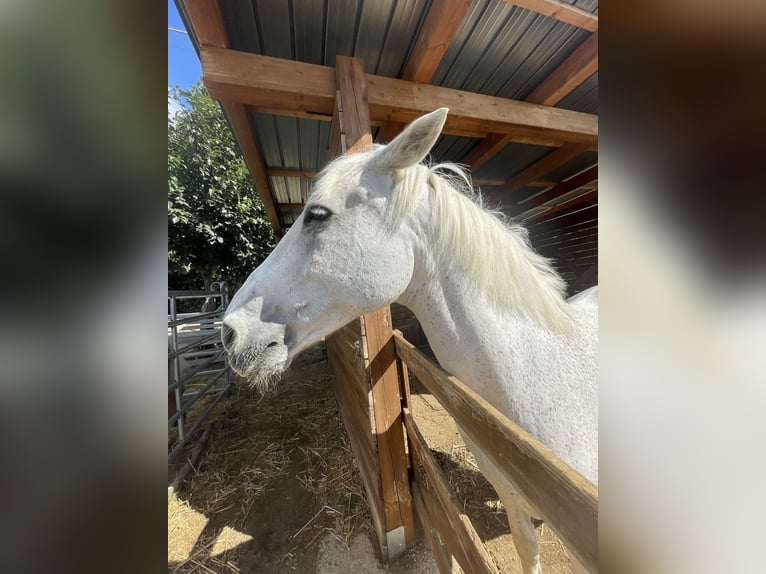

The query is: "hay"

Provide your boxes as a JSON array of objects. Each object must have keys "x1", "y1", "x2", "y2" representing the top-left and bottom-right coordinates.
[{"x1": 168, "y1": 343, "x2": 372, "y2": 572}]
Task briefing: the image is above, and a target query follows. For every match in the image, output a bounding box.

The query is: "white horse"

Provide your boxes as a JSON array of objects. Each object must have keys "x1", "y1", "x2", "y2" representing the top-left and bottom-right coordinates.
[{"x1": 222, "y1": 109, "x2": 597, "y2": 574}]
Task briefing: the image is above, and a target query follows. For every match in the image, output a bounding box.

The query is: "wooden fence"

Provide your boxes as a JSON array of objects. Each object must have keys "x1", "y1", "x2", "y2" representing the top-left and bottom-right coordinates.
[{"x1": 393, "y1": 331, "x2": 598, "y2": 574}]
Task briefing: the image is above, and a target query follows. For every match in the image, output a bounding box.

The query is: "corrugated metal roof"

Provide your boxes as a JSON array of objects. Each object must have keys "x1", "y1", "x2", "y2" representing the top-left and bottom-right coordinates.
[
  {"x1": 212, "y1": 0, "x2": 597, "y2": 246},
  {"x1": 222, "y1": 0, "x2": 429, "y2": 75},
  {"x1": 557, "y1": 71, "x2": 598, "y2": 114},
  {"x1": 432, "y1": 0, "x2": 592, "y2": 101}
]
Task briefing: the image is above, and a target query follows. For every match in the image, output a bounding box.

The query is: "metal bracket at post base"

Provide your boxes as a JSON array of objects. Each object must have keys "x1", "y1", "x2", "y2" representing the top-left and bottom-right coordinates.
[{"x1": 386, "y1": 526, "x2": 407, "y2": 560}]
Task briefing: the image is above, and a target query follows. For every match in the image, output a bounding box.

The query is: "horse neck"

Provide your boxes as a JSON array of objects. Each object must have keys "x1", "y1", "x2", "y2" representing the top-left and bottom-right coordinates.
[{"x1": 398, "y1": 234, "x2": 562, "y2": 409}]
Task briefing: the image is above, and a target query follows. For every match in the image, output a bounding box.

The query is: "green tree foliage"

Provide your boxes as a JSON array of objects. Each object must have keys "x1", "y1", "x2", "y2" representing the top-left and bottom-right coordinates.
[{"x1": 168, "y1": 83, "x2": 275, "y2": 292}]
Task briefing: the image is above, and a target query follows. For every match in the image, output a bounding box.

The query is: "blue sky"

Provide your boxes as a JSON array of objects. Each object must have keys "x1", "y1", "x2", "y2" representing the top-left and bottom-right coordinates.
[{"x1": 168, "y1": 0, "x2": 201, "y2": 91}]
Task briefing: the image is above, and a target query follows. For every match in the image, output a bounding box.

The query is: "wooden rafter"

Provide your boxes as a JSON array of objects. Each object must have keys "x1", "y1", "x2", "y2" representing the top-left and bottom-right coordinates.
[
  {"x1": 466, "y1": 31, "x2": 597, "y2": 173},
  {"x1": 181, "y1": 0, "x2": 283, "y2": 238},
  {"x1": 200, "y1": 47, "x2": 598, "y2": 147},
  {"x1": 526, "y1": 31, "x2": 599, "y2": 106},
  {"x1": 377, "y1": 0, "x2": 473, "y2": 143},
  {"x1": 502, "y1": 0, "x2": 598, "y2": 31},
  {"x1": 518, "y1": 165, "x2": 598, "y2": 209},
  {"x1": 497, "y1": 143, "x2": 588, "y2": 197}
]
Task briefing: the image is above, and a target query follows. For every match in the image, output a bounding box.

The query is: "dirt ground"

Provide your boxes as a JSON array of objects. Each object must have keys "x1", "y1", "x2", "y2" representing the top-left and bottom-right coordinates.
[{"x1": 168, "y1": 342, "x2": 572, "y2": 573}]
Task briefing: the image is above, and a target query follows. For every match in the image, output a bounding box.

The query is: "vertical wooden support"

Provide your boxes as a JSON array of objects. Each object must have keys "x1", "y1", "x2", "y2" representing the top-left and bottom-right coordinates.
[
  {"x1": 324, "y1": 55, "x2": 415, "y2": 560},
  {"x1": 364, "y1": 307, "x2": 416, "y2": 555}
]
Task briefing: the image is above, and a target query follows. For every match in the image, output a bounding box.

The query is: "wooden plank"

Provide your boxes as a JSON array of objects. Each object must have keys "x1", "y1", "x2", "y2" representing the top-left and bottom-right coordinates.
[
  {"x1": 335, "y1": 56, "x2": 373, "y2": 153},
  {"x1": 221, "y1": 104, "x2": 283, "y2": 238},
  {"x1": 518, "y1": 165, "x2": 598, "y2": 210},
  {"x1": 182, "y1": 0, "x2": 228, "y2": 47},
  {"x1": 394, "y1": 334, "x2": 598, "y2": 573},
  {"x1": 502, "y1": 0, "x2": 598, "y2": 32},
  {"x1": 376, "y1": 0, "x2": 472, "y2": 142},
  {"x1": 498, "y1": 143, "x2": 588, "y2": 198},
  {"x1": 412, "y1": 483, "x2": 459, "y2": 574},
  {"x1": 527, "y1": 32, "x2": 599, "y2": 106},
  {"x1": 405, "y1": 409, "x2": 499, "y2": 574},
  {"x1": 332, "y1": 61, "x2": 415, "y2": 551},
  {"x1": 462, "y1": 30, "x2": 597, "y2": 172},
  {"x1": 364, "y1": 74, "x2": 598, "y2": 147},
  {"x1": 472, "y1": 178, "x2": 506, "y2": 187},
  {"x1": 326, "y1": 325, "x2": 388, "y2": 557},
  {"x1": 365, "y1": 307, "x2": 415, "y2": 545},
  {"x1": 328, "y1": 92, "x2": 344, "y2": 158},
  {"x1": 402, "y1": 0, "x2": 473, "y2": 83},
  {"x1": 376, "y1": 122, "x2": 405, "y2": 144},
  {"x1": 199, "y1": 47, "x2": 599, "y2": 147}
]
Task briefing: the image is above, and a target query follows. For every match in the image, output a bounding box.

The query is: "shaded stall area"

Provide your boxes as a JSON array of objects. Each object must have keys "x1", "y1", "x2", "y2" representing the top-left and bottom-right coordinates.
[{"x1": 174, "y1": 0, "x2": 599, "y2": 571}]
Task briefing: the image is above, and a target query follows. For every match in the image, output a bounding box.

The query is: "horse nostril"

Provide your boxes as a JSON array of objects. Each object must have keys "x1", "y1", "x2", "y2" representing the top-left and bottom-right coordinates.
[
  {"x1": 266, "y1": 341, "x2": 278, "y2": 348},
  {"x1": 222, "y1": 324, "x2": 236, "y2": 348}
]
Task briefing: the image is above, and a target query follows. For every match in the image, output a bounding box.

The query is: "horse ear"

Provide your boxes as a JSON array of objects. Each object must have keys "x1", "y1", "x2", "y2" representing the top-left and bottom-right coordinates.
[{"x1": 377, "y1": 108, "x2": 448, "y2": 170}]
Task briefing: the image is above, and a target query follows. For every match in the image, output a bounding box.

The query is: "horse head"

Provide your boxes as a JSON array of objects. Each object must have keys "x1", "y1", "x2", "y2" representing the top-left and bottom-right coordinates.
[{"x1": 222, "y1": 108, "x2": 449, "y2": 386}]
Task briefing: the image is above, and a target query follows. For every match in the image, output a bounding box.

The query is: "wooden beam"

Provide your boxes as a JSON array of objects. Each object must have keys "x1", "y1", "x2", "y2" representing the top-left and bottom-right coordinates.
[
  {"x1": 402, "y1": 0, "x2": 473, "y2": 83},
  {"x1": 223, "y1": 105, "x2": 283, "y2": 238},
  {"x1": 200, "y1": 47, "x2": 599, "y2": 147},
  {"x1": 393, "y1": 333, "x2": 598, "y2": 573},
  {"x1": 181, "y1": 0, "x2": 283, "y2": 239},
  {"x1": 405, "y1": 409, "x2": 500, "y2": 574},
  {"x1": 527, "y1": 32, "x2": 599, "y2": 106},
  {"x1": 518, "y1": 165, "x2": 598, "y2": 209},
  {"x1": 274, "y1": 203, "x2": 304, "y2": 210},
  {"x1": 377, "y1": 0, "x2": 473, "y2": 143},
  {"x1": 329, "y1": 61, "x2": 415, "y2": 555},
  {"x1": 182, "y1": 0, "x2": 227, "y2": 47},
  {"x1": 376, "y1": 122, "x2": 405, "y2": 144},
  {"x1": 465, "y1": 31, "x2": 597, "y2": 172},
  {"x1": 335, "y1": 56, "x2": 373, "y2": 152},
  {"x1": 411, "y1": 484, "x2": 459, "y2": 574},
  {"x1": 366, "y1": 308, "x2": 416, "y2": 551},
  {"x1": 498, "y1": 143, "x2": 588, "y2": 197},
  {"x1": 502, "y1": 0, "x2": 598, "y2": 32}
]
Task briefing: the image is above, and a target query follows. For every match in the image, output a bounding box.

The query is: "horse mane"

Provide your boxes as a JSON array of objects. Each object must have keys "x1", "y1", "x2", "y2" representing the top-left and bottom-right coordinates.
[
  {"x1": 390, "y1": 159, "x2": 574, "y2": 331},
  {"x1": 314, "y1": 149, "x2": 573, "y2": 331}
]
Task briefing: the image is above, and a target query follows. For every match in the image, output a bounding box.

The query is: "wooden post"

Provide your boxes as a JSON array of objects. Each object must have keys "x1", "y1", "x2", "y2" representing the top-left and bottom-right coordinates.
[{"x1": 324, "y1": 55, "x2": 415, "y2": 560}]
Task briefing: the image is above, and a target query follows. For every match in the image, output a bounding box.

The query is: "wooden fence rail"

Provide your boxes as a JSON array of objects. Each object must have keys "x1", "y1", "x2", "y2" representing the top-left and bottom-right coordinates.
[{"x1": 393, "y1": 331, "x2": 598, "y2": 573}]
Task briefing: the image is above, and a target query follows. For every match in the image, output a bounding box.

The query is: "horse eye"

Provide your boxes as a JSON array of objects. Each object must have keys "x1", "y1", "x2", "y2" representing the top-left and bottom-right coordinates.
[{"x1": 304, "y1": 205, "x2": 333, "y2": 227}]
